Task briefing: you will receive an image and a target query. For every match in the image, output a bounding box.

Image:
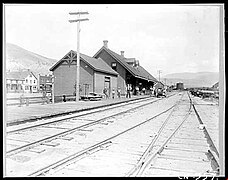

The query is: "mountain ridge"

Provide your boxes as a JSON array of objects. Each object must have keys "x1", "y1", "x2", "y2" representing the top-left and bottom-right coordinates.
[
  {"x1": 161, "y1": 72, "x2": 219, "y2": 88},
  {"x1": 163, "y1": 72, "x2": 219, "y2": 79},
  {"x1": 6, "y1": 43, "x2": 58, "y2": 77},
  {"x1": 5, "y1": 43, "x2": 219, "y2": 88}
]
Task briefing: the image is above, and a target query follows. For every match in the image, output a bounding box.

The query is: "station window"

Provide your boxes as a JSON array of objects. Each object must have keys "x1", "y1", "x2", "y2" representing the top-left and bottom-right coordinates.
[
  {"x1": 111, "y1": 62, "x2": 117, "y2": 71},
  {"x1": 104, "y1": 76, "x2": 110, "y2": 82}
]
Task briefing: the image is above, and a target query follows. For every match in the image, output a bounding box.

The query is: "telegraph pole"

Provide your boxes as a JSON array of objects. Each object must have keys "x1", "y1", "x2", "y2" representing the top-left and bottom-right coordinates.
[
  {"x1": 69, "y1": 11, "x2": 89, "y2": 102},
  {"x1": 52, "y1": 73, "x2": 55, "y2": 104},
  {"x1": 158, "y1": 70, "x2": 162, "y2": 82}
]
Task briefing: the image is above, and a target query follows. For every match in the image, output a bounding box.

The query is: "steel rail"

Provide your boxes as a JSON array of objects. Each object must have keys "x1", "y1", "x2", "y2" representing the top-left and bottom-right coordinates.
[
  {"x1": 130, "y1": 92, "x2": 219, "y2": 176},
  {"x1": 6, "y1": 94, "x2": 176, "y2": 156},
  {"x1": 125, "y1": 92, "x2": 187, "y2": 176},
  {"x1": 189, "y1": 96, "x2": 219, "y2": 174},
  {"x1": 188, "y1": 92, "x2": 219, "y2": 174},
  {"x1": 28, "y1": 102, "x2": 177, "y2": 177},
  {"x1": 133, "y1": 94, "x2": 192, "y2": 176},
  {"x1": 188, "y1": 94, "x2": 219, "y2": 157},
  {"x1": 29, "y1": 140, "x2": 113, "y2": 177},
  {"x1": 126, "y1": 103, "x2": 179, "y2": 176}
]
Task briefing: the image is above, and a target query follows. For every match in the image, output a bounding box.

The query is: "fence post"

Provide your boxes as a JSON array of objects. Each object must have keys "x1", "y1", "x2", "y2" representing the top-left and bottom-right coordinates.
[
  {"x1": 42, "y1": 97, "x2": 45, "y2": 105},
  {"x1": 46, "y1": 97, "x2": 50, "y2": 104},
  {"x1": 18, "y1": 95, "x2": 23, "y2": 107},
  {"x1": 26, "y1": 97, "x2": 29, "y2": 106}
]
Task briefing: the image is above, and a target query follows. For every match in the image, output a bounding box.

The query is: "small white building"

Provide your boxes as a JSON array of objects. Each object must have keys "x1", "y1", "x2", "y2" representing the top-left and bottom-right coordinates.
[{"x1": 6, "y1": 70, "x2": 38, "y2": 93}]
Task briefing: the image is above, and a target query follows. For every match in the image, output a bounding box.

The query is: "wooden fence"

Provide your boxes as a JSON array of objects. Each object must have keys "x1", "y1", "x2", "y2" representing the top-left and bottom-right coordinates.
[
  {"x1": 6, "y1": 95, "x2": 78, "y2": 106},
  {"x1": 6, "y1": 96, "x2": 51, "y2": 106}
]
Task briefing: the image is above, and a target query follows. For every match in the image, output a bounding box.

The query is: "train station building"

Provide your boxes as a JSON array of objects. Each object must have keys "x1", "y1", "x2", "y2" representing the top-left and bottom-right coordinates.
[
  {"x1": 50, "y1": 50, "x2": 118, "y2": 97},
  {"x1": 93, "y1": 40, "x2": 158, "y2": 95},
  {"x1": 50, "y1": 41, "x2": 157, "y2": 98}
]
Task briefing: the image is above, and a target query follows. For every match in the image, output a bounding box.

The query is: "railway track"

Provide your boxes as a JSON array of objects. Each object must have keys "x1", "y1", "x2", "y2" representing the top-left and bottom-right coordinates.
[
  {"x1": 127, "y1": 92, "x2": 219, "y2": 177},
  {"x1": 6, "y1": 94, "x2": 176, "y2": 156},
  {"x1": 6, "y1": 93, "x2": 178, "y2": 176},
  {"x1": 29, "y1": 95, "x2": 182, "y2": 177},
  {"x1": 6, "y1": 91, "x2": 219, "y2": 177}
]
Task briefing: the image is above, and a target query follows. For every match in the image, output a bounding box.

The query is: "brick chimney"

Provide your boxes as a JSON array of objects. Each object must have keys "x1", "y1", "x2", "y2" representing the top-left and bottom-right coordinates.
[
  {"x1": 103, "y1": 40, "x2": 108, "y2": 48},
  {"x1": 135, "y1": 60, "x2": 139, "y2": 67},
  {"x1": 120, "y1": 51, "x2": 124, "y2": 57}
]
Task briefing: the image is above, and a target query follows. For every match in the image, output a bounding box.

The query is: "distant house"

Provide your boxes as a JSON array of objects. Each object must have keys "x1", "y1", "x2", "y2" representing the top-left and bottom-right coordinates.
[
  {"x1": 6, "y1": 70, "x2": 38, "y2": 93},
  {"x1": 50, "y1": 50, "x2": 118, "y2": 97},
  {"x1": 93, "y1": 40, "x2": 157, "y2": 94}
]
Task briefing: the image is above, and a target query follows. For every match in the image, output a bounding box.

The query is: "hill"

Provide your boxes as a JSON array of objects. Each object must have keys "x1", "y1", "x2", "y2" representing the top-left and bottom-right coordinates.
[
  {"x1": 5, "y1": 43, "x2": 57, "y2": 77},
  {"x1": 161, "y1": 72, "x2": 219, "y2": 88}
]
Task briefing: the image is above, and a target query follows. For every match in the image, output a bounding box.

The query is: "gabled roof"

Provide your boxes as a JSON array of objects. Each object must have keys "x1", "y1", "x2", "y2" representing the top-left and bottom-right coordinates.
[
  {"x1": 93, "y1": 46, "x2": 157, "y2": 82},
  {"x1": 50, "y1": 50, "x2": 118, "y2": 76},
  {"x1": 6, "y1": 70, "x2": 37, "y2": 80}
]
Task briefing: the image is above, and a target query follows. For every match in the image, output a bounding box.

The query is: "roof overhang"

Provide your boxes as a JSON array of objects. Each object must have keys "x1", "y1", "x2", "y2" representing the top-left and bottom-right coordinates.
[{"x1": 135, "y1": 75, "x2": 157, "y2": 82}]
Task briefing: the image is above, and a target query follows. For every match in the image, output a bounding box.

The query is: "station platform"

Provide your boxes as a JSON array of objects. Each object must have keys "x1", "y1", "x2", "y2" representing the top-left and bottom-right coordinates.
[{"x1": 5, "y1": 95, "x2": 152, "y2": 126}]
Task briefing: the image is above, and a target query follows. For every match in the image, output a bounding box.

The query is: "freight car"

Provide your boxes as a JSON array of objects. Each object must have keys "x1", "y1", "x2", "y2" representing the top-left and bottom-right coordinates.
[
  {"x1": 200, "y1": 90, "x2": 215, "y2": 98},
  {"x1": 190, "y1": 89, "x2": 215, "y2": 99}
]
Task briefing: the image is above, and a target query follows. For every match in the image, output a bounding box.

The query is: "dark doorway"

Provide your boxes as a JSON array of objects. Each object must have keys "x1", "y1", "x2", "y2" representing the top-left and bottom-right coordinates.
[{"x1": 104, "y1": 76, "x2": 111, "y2": 97}]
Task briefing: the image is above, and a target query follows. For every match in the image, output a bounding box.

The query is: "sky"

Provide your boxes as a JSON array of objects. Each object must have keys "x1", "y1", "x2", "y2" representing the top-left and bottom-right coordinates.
[{"x1": 4, "y1": 4, "x2": 222, "y2": 77}]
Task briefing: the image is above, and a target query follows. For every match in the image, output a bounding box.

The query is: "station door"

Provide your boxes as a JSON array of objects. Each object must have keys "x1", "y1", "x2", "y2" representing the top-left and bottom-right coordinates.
[{"x1": 104, "y1": 77, "x2": 111, "y2": 97}]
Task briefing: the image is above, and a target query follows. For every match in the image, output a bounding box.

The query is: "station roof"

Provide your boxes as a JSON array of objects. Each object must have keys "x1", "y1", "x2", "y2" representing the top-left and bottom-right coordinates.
[
  {"x1": 50, "y1": 50, "x2": 118, "y2": 76},
  {"x1": 93, "y1": 46, "x2": 157, "y2": 82}
]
